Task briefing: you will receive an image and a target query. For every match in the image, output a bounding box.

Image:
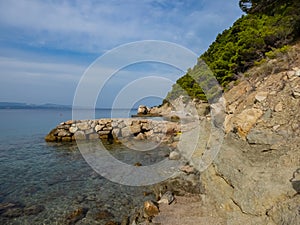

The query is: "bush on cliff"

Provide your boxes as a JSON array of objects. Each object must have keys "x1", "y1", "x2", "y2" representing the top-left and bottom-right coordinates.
[{"x1": 165, "y1": 0, "x2": 300, "y2": 102}]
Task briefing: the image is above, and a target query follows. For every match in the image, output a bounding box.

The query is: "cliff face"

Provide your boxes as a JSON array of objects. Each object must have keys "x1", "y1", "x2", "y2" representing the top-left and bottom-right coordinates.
[{"x1": 199, "y1": 42, "x2": 300, "y2": 224}]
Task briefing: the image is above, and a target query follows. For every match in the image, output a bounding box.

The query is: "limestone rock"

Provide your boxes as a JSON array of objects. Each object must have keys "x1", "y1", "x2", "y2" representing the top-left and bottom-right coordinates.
[
  {"x1": 145, "y1": 130, "x2": 153, "y2": 137},
  {"x1": 98, "y1": 130, "x2": 110, "y2": 136},
  {"x1": 94, "y1": 209, "x2": 114, "y2": 220},
  {"x1": 130, "y1": 123, "x2": 141, "y2": 134},
  {"x1": 137, "y1": 105, "x2": 149, "y2": 115},
  {"x1": 23, "y1": 205, "x2": 45, "y2": 216},
  {"x1": 69, "y1": 126, "x2": 78, "y2": 133},
  {"x1": 135, "y1": 133, "x2": 145, "y2": 140},
  {"x1": 57, "y1": 129, "x2": 71, "y2": 137},
  {"x1": 141, "y1": 122, "x2": 151, "y2": 131},
  {"x1": 65, "y1": 120, "x2": 74, "y2": 125},
  {"x1": 121, "y1": 127, "x2": 131, "y2": 137},
  {"x1": 143, "y1": 200, "x2": 159, "y2": 218},
  {"x1": 180, "y1": 165, "x2": 195, "y2": 174},
  {"x1": 255, "y1": 91, "x2": 268, "y2": 102},
  {"x1": 105, "y1": 221, "x2": 119, "y2": 225},
  {"x1": 95, "y1": 124, "x2": 104, "y2": 132},
  {"x1": 292, "y1": 85, "x2": 300, "y2": 98},
  {"x1": 76, "y1": 122, "x2": 90, "y2": 130},
  {"x1": 121, "y1": 216, "x2": 129, "y2": 225},
  {"x1": 1, "y1": 207, "x2": 23, "y2": 218},
  {"x1": 287, "y1": 70, "x2": 296, "y2": 78},
  {"x1": 246, "y1": 128, "x2": 284, "y2": 145},
  {"x1": 274, "y1": 102, "x2": 283, "y2": 112},
  {"x1": 230, "y1": 108, "x2": 263, "y2": 138},
  {"x1": 65, "y1": 208, "x2": 88, "y2": 225},
  {"x1": 88, "y1": 133, "x2": 99, "y2": 140},
  {"x1": 84, "y1": 128, "x2": 94, "y2": 135},
  {"x1": 57, "y1": 124, "x2": 70, "y2": 129},
  {"x1": 45, "y1": 131, "x2": 56, "y2": 142},
  {"x1": 158, "y1": 191, "x2": 175, "y2": 205},
  {"x1": 74, "y1": 131, "x2": 86, "y2": 140},
  {"x1": 61, "y1": 136, "x2": 72, "y2": 142},
  {"x1": 169, "y1": 151, "x2": 180, "y2": 160}
]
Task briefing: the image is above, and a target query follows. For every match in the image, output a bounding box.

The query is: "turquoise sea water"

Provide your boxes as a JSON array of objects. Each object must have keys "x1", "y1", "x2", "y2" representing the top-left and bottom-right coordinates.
[{"x1": 0, "y1": 109, "x2": 165, "y2": 224}]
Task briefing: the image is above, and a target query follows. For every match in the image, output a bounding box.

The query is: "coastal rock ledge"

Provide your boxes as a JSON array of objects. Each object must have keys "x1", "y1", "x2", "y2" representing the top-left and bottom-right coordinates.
[{"x1": 45, "y1": 118, "x2": 180, "y2": 144}]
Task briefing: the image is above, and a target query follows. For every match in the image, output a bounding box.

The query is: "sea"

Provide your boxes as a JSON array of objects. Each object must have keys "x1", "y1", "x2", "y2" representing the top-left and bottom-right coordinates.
[{"x1": 0, "y1": 108, "x2": 166, "y2": 224}]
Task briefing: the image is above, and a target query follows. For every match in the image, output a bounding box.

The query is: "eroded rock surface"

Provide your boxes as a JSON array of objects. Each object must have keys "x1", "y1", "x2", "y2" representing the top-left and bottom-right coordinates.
[{"x1": 199, "y1": 53, "x2": 300, "y2": 224}]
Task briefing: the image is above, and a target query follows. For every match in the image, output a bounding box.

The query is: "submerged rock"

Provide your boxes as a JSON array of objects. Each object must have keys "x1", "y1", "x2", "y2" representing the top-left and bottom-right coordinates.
[
  {"x1": 65, "y1": 208, "x2": 88, "y2": 225},
  {"x1": 23, "y1": 204, "x2": 45, "y2": 216},
  {"x1": 1, "y1": 207, "x2": 23, "y2": 218},
  {"x1": 94, "y1": 209, "x2": 114, "y2": 220}
]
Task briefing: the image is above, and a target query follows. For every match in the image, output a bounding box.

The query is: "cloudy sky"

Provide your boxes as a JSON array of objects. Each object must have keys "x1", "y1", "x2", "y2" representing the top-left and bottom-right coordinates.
[{"x1": 0, "y1": 0, "x2": 243, "y2": 108}]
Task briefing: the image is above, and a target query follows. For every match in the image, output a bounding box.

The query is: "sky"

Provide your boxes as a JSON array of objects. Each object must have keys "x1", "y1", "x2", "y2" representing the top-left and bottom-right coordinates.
[{"x1": 0, "y1": 0, "x2": 243, "y2": 108}]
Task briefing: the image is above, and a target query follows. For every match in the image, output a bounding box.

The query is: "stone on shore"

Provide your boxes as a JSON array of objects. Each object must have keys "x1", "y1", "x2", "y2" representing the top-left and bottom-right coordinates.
[
  {"x1": 143, "y1": 200, "x2": 159, "y2": 218},
  {"x1": 169, "y1": 151, "x2": 180, "y2": 160},
  {"x1": 45, "y1": 119, "x2": 181, "y2": 145},
  {"x1": 137, "y1": 105, "x2": 149, "y2": 115}
]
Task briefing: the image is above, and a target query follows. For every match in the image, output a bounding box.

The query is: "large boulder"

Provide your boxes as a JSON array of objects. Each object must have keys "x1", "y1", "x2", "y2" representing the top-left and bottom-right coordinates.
[{"x1": 137, "y1": 105, "x2": 149, "y2": 115}]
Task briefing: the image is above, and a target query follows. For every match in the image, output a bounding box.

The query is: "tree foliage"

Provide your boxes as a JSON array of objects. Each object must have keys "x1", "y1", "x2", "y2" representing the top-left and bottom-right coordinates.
[{"x1": 165, "y1": 0, "x2": 300, "y2": 102}]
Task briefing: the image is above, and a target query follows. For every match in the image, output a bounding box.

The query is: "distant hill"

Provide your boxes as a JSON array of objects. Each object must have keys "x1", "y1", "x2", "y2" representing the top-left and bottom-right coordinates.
[{"x1": 0, "y1": 102, "x2": 71, "y2": 109}]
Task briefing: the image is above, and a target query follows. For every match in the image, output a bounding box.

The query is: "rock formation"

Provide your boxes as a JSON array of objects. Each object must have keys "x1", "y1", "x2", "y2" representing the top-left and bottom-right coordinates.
[
  {"x1": 145, "y1": 43, "x2": 300, "y2": 225},
  {"x1": 190, "y1": 47, "x2": 300, "y2": 224},
  {"x1": 45, "y1": 118, "x2": 180, "y2": 147}
]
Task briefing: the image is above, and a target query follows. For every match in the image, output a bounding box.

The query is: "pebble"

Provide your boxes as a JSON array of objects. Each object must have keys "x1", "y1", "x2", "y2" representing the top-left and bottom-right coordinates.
[
  {"x1": 65, "y1": 208, "x2": 88, "y2": 225},
  {"x1": 169, "y1": 151, "x2": 181, "y2": 160},
  {"x1": 274, "y1": 102, "x2": 283, "y2": 112},
  {"x1": 272, "y1": 125, "x2": 280, "y2": 131},
  {"x1": 287, "y1": 70, "x2": 296, "y2": 78},
  {"x1": 105, "y1": 221, "x2": 118, "y2": 225},
  {"x1": 143, "y1": 200, "x2": 159, "y2": 218},
  {"x1": 94, "y1": 210, "x2": 114, "y2": 220},
  {"x1": 180, "y1": 165, "x2": 195, "y2": 174},
  {"x1": 158, "y1": 191, "x2": 175, "y2": 205},
  {"x1": 134, "y1": 162, "x2": 142, "y2": 167},
  {"x1": 23, "y1": 204, "x2": 45, "y2": 216},
  {"x1": 69, "y1": 126, "x2": 78, "y2": 133},
  {"x1": 255, "y1": 92, "x2": 268, "y2": 102},
  {"x1": 1, "y1": 207, "x2": 23, "y2": 218}
]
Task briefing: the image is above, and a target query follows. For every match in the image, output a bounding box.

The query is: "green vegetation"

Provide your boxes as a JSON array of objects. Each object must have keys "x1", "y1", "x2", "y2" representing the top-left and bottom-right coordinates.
[{"x1": 165, "y1": 0, "x2": 300, "y2": 102}]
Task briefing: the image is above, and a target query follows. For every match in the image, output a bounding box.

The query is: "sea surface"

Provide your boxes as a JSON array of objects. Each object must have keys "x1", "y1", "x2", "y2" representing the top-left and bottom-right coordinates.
[{"x1": 0, "y1": 109, "x2": 167, "y2": 224}]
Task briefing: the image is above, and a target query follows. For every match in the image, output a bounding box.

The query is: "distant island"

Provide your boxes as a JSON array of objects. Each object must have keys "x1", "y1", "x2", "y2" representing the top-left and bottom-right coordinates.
[{"x1": 0, "y1": 102, "x2": 72, "y2": 109}]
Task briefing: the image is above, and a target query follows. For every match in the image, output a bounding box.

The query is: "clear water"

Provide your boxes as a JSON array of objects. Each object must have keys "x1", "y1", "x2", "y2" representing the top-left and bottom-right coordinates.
[{"x1": 0, "y1": 109, "x2": 166, "y2": 224}]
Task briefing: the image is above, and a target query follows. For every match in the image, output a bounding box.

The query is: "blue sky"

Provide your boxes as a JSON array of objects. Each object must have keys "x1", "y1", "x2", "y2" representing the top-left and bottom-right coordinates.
[{"x1": 0, "y1": 0, "x2": 243, "y2": 108}]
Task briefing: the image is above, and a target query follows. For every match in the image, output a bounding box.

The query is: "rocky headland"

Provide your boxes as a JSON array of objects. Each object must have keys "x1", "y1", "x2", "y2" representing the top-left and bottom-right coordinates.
[
  {"x1": 145, "y1": 42, "x2": 300, "y2": 225},
  {"x1": 44, "y1": 44, "x2": 300, "y2": 224}
]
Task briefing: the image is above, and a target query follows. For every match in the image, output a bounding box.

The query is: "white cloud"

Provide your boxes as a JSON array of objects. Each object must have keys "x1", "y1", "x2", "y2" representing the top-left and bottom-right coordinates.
[
  {"x1": 0, "y1": 0, "x2": 242, "y2": 54},
  {"x1": 0, "y1": 0, "x2": 243, "y2": 105},
  {"x1": 0, "y1": 56, "x2": 84, "y2": 81}
]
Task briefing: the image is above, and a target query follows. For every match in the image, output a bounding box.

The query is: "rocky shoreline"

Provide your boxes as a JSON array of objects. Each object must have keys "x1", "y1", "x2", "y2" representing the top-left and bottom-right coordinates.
[
  {"x1": 45, "y1": 118, "x2": 181, "y2": 145},
  {"x1": 143, "y1": 47, "x2": 300, "y2": 225},
  {"x1": 43, "y1": 48, "x2": 300, "y2": 224}
]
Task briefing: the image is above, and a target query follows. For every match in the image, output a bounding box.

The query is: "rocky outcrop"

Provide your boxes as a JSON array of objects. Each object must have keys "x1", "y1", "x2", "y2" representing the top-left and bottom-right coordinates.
[
  {"x1": 137, "y1": 105, "x2": 149, "y2": 115},
  {"x1": 45, "y1": 118, "x2": 180, "y2": 145},
  {"x1": 133, "y1": 104, "x2": 170, "y2": 117},
  {"x1": 198, "y1": 53, "x2": 300, "y2": 224},
  {"x1": 146, "y1": 44, "x2": 300, "y2": 225}
]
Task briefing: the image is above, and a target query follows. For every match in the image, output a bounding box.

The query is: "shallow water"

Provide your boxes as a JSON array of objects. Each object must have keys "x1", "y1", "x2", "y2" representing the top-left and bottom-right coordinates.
[{"x1": 0, "y1": 109, "x2": 167, "y2": 224}]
